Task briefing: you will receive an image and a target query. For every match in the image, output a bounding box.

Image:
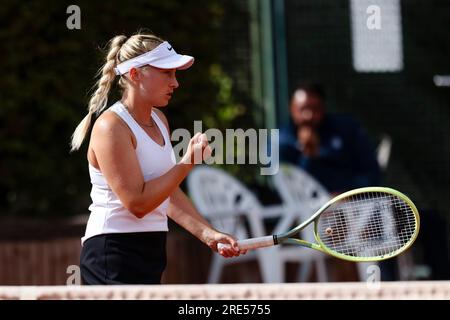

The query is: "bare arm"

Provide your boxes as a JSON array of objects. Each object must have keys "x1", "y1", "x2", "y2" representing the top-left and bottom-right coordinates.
[
  {"x1": 168, "y1": 187, "x2": 243, "y2": 257},
  {"x1": 90, "y1": 111, "x2": 203, "y2": 218},
  {"x1": 91, "y1": 110, "x2": 242, "y2": 257}
]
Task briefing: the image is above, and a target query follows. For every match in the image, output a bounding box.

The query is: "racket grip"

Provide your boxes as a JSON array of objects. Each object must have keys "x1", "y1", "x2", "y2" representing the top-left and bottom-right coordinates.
[{"x1": 217, "y1": 236, "x2": 275, "y2": 252}]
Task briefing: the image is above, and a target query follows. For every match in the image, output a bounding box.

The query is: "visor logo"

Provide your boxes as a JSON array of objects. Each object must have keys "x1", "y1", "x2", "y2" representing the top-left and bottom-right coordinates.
[{"x1": 168, "y1": 46, "x2": 173, "y2": 51}]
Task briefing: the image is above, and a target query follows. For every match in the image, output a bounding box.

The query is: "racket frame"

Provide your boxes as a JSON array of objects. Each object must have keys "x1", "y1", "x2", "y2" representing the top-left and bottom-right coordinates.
[{"x1": 275, "y1": 187, "x2": 420, "y2": 262}]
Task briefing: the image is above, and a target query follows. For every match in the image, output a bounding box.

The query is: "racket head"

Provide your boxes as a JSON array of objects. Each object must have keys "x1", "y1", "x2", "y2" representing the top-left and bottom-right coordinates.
[{"x1": 313, "y1": 187, "x2": 420, "y2": 262}]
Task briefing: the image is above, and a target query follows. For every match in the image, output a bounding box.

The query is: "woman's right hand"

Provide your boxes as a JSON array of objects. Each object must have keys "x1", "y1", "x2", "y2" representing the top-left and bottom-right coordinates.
[
  {"x1": 181, "y1": 132, "x2": 212, "y2": 165},
  {"x1": 201, "y1": 228, "x2": 247, "y2": 258}
]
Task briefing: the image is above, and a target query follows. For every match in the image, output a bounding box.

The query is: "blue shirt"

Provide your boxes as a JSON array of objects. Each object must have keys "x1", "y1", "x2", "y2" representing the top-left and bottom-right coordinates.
[{"x1": 279, "y1": 114, "x2": 380, "y2": 193}]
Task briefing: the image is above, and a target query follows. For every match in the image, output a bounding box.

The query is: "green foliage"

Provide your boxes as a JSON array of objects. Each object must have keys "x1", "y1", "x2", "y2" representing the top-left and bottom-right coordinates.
[
  {"x1": 203, "y1": 64, "x2": 246, "y2": 129},
  {"x1": 0, "y1": 0, "x2": 255, "y2": 217},
  {"x1": 205, "y1": 64, "x2": 261, "y2": 185}
]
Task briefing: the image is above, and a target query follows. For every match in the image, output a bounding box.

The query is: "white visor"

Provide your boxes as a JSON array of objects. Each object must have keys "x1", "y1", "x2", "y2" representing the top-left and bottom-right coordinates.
[{"x1": 114, "y1": 41, "x2": 194, "y2": 75}]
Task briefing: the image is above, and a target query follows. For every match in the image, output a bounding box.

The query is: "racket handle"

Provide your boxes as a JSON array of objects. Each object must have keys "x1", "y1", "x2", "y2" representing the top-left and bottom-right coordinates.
[{"x1": 217, "y1": 236, "x2": 275, "y2": 252}]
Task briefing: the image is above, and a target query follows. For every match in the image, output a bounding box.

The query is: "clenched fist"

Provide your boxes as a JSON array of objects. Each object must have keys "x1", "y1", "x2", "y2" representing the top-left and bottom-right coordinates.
[{"x1": 181, "y1": 133, "x2": 212, "y2": 165}]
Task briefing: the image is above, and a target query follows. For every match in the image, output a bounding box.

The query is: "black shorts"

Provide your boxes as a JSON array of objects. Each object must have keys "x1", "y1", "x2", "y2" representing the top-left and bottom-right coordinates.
[{"x1": 80, "y1": 232, "x2": 167, "y2": 285}]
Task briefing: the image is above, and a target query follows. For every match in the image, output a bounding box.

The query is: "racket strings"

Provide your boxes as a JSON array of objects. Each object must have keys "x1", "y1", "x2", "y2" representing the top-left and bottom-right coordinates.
[
  {"x1": 330, "y1": 197, "x2": 414, "y2": 257},
  {"x1": 343, "y1": 196, "x2": 414, "y2": 256},
  {"x1": 317, "y1": 192, "x2": 417, "y2": 258}
]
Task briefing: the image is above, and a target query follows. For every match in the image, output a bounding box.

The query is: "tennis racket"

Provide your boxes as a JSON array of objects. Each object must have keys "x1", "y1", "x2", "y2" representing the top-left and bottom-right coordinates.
[{"x1": 218, "y1": 187, "x2": 420, "y2": 262}]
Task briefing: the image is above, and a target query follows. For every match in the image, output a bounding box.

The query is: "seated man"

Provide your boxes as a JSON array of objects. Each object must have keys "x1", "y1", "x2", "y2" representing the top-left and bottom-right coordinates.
[{"x1": 279, "y1": 84, "x2": 380, "y2": 194}]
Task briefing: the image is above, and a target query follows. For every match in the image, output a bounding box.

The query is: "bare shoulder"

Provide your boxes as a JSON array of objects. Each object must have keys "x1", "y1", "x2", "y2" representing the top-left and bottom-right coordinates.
[
  {"x1": 153, "y1": 108, "x2": 170, "y2": 133},
  {"x1": 91, "y1": 111, "x2": 134, "y2": 144},
  {"x1": 93, "y1": 111, "x2": 125, "y2": 133}
]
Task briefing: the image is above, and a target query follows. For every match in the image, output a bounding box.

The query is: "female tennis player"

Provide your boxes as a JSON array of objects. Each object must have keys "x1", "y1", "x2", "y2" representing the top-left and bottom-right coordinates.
[{"x1": 70, "y1": 31, "x2": 244, "y2": 284}]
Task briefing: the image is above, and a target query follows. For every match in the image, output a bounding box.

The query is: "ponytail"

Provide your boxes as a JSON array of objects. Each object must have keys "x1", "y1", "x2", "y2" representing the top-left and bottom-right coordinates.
[{"x1": 70, "y1": 35, "x2": 127, "y2": 152}]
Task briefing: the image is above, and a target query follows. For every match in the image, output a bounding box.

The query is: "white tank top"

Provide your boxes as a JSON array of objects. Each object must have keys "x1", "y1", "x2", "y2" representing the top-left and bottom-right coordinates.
[{"x1": 81, "y1": 101, "x2": 176, "y2": 245}]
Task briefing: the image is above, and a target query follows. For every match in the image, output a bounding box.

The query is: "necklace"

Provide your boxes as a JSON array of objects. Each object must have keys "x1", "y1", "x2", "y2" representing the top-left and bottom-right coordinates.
[
  {"x1": 124, "y1": 105, "x2": 154, "y2": 128},
  {"x1": 136, "y1": 118, "x2": 154, "y2": 128}
]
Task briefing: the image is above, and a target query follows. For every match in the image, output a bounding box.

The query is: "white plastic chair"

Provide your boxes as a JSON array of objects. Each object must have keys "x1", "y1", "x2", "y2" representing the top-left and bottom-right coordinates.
[
  {"x1": 345, "y1": 135, "x2": 393, "y2": 281},
  {"x1": 273, "y1": 164, "x2": 388, "y2": 282},
  {"x1": 376, "y1": 134, "x2": 392, "y2": 172},
  {"x1": 187, "y1": 165, "x2": 321, "y2": 283},
  {"x1": 374, "y1": 134, "x2": 414, "y2": 281},
  {"x1": 272, "y1": 164, "x2": 331, "y2": 282},
  {"x1": 355, "y1": 135, "x2": 394, "y2": 281}
]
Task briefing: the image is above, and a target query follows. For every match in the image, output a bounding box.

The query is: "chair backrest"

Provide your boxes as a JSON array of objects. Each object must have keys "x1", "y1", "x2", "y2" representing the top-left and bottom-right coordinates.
[
  {"x1": 187, "y1": 166, "x2": 266, "y2": 239},
  {"x1": 272, "y1": 164, "x2": 331, "y2": 242},
  {"x1": 273, "y1": 164, "x2": 331, "y2": 213},
  {"x1": 188, "y1": 165, "x2": 330, "y2": 283},
  {"x1": 376, "y1": 134, "x2": 392, "y2": 171}
]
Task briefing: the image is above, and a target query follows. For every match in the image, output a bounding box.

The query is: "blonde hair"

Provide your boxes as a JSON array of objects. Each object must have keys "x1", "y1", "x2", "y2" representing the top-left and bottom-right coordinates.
[{"x1": 70, "y1": 32, "x2": 163, "y2": 151}]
